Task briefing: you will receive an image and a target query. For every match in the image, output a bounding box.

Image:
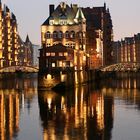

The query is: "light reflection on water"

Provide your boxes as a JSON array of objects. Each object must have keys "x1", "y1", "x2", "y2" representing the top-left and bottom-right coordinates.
[{"x1": 0, "y1": 74, "x2": 140, "y2": 139}]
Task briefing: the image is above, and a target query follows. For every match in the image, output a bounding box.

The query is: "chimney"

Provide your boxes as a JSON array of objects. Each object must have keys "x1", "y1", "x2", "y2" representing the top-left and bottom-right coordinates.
[{"x1": 49, "y1": 4, "x2": 55, "y2": 16}]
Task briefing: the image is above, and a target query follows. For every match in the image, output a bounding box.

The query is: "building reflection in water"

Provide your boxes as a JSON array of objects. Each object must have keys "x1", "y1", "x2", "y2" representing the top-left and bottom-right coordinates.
[
  {"x1": 1, "y1": 73, "x2": 140, "y2": 140},
  {"x1": 0, "y1": 74, "x2": 37, "y2": 140},
  {"x1": 38, "y1": 84, "x2": 114, "y2": 140},
  {"x1": 102, "y1": 76, "x2": 140, "y2": 110}
]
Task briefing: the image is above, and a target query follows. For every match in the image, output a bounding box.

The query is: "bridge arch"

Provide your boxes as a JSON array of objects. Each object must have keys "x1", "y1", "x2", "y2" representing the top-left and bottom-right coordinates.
[
  {"x1": 0, "y1": 66, "x2": 39, "y2": 73},
  {"x1": 100, "y1": 63, "x2": 140, "y2": 72}
]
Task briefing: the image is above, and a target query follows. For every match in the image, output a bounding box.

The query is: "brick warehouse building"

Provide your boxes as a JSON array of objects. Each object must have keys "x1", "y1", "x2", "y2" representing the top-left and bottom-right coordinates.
[
  {"x1": 39, "y1": 2, "x2": 113, "y2": 73},
  {"x1": 0, "y1": 1, "x2": 19, "y2": 67},
  {"x1": 83, "y1": 3, "x2": 113, "y2": 67},
  {"x1": 113, "y1": 33, "x2": 140, "y2": 64}
]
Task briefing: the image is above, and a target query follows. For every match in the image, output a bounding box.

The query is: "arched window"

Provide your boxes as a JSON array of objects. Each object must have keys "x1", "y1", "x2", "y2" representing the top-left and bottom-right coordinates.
[
  {"x1": 70, "y1": 31, "x2": 75, "y2": 38},
  {"x1": 83, "y1": 32, "x2": 86, "y2": 38},
  {"x1": 78, "y1": 32, "x2": 83, "y2": 38},
  {"x1": 53, "y1": 31, "x2": 58, "y2": 39},
  {"x1": 46, "y1": 31, "x2": 51, "y2": 38},
  {"x1": 65, "y1": 31, "x2": 69, "y2": 39},
  {"x1": 58, "y1": 31, "x2": 63, "y2": 39}
]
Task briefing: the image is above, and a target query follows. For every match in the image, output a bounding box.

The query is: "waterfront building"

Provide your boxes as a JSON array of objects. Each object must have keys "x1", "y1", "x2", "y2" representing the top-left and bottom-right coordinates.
[
  {"x1": 39, "y1": 2, "x2": 87, "y2": 72},
  {"x1": 0, "y1": 2, "x2": 19, "y2": 68},
  {"x1": 17, "y1": 35, "x2": 25, "y2": 66},
  {"x1": 39, "y1": 2, "x2": 113, "y2": 72},
  {"x1": 113, "y1": 33, "x2": 140, "y2": 64},
  {"x1": 134, "y1": 33, "x2": 140, "y2": 63},
  {"x1": 83, "y1": 3, "x2": 113, "y2": 67}
]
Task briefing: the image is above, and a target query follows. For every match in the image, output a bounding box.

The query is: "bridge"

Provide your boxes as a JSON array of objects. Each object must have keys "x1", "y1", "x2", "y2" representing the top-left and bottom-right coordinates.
[
  {"x1": 100, "y1": 63, "x2": 140, "y2": 72},
  {"x1": 0, "y1": 65, "x2": 39, "y2": 73}
]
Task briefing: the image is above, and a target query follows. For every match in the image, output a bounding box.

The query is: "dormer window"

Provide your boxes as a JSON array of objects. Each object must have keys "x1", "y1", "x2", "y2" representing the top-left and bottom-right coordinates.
[
  {"x1": 49, "y1": 19, "x2": 54, "y2": 25},
  {"x1": 59, "y1": 19, "x2": 67, "y2": 25}
]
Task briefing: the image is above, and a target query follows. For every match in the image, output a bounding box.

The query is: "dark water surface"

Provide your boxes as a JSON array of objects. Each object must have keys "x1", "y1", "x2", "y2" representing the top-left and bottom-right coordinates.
[{"x1": 0, "y1": 74, "x2": 140, "y2": 140}]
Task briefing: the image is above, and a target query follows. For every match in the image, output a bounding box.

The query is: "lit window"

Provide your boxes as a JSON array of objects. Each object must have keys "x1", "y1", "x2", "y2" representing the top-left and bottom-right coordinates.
[
  {"x1": 63, "y1": 62, "x2": 66, "y2": 67},
  {"x1": 51, "y1": 53, "x2": 55, "y2": 56},
  {"x1": 59, "y1": 20, "x2": 67, "y2": 25},
  {"x1": 64, "y1": 52, "x2": 68, "y2": 56},
  {"x1": 59, "y1": 53, "x2": 63, "y2": 56},
  {"x1": 79, "y1": 32, "x2": 83, "y2": 38},
  {"x1": 46, "y1": 53, "x2": 50, "y2": 56},
  {"x1": 49, "y1": 20, "x2": 54, "y2": 25},
  {"x1": 70, "y1": 31, "x2": 75, "y2": 38},
  {"x1": 59, "y1": 61, "x2": 63, "y2": 67},
  {"x1": 52, "y1": 63, "x2": 55, "y2": 67},
  {"x1": 70, "y1": 62, "x2": 73, "y2": 67},
  {"x1": 83, "y1": 32, "x2": 86, "y2": 37}
]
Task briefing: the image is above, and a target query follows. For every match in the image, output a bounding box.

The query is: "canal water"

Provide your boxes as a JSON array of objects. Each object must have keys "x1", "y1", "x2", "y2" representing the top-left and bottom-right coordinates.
[{"x1": 0, "y1": 73, "x2": 140, "y2": 140}]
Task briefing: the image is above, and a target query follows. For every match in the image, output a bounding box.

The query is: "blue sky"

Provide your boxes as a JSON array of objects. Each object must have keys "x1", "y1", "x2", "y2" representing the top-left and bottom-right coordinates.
[{"x1": 2, "y1": 0, "x2": 140, "y2": 45}]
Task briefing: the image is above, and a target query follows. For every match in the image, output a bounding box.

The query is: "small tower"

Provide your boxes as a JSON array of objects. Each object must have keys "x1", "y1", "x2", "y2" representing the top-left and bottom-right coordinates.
[
  {"x1": 74, "y1": 8, "x2": 86, "y2": 23},
  {"x1": 25, "y1": 35, "x2": 33, "y2": 66}
]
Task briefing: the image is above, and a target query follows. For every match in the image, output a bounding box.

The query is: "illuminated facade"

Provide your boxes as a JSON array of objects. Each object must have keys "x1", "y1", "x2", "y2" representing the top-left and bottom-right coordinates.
[
  {"x1": 39, "y1": 2, "x2": 87, "y2": 72},
  {"x1": 0, "y1": 90, "x2": 20, "y2": 140},
  {"x1": 0, "y1": 76, "x2": 38, "y2": 140},
  {"x1": 0, "y1": 3, "x2": 19, "y2": 67},
  {"x1": 83, "y1": 3, "x2": 113, "y2": 67},
  {"x1": 39, "y1": 2, "x2": 113, "y2": 72},
  {"x1": 113, "y1": 33, "x2": 140, "y2": 64},
  {"x1": 38, "y1": 86, "x2": 114, "y2": 140}
]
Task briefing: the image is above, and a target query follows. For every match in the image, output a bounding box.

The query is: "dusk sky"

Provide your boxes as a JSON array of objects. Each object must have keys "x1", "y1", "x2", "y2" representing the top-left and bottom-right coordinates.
[{"x1": 3, "y1": 0, "x2": 140, "y2": 45}]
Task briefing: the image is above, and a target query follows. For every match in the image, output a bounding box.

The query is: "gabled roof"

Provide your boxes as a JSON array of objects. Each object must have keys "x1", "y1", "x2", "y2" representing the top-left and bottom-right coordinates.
[
  {"x1": 11, "y1": 13, "x2": 16, "y2": 20},
  {"x1": 75, "y1": 8, "x2": 86, "y2": 21},
  {"x1": 42, "y1": 2, "x2": 79, "y2": 26},
  {"x1": 25, "y1": 34, "x2": 32, "y2": 46},
  {"x1": 25, "y1": 35, "x2": 30, "y2": 43}
]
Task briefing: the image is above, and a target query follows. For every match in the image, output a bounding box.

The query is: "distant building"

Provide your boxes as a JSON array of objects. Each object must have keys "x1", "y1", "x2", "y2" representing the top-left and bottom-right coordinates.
[
  {"x1": 17, "y1": 35, "x2": 26, "y2": 66},
  {"x1": 113, "y1": 33, "x2": 140, "y2": 64},
  {"x1": 39, "y1": 2, "x2": 87, "y2": 72},
  {"x1": 18, "y1": 35, "x2": 34, "y2": 66},
  {"x1": 0, "y1": 2, "x2": 19, "y2": 67},
  {"x1": 32, "y1": 44, "x2": 40, "y2": 67},
  {"x1": 24, "y1": 35, "x2": 33, "y2": 66},
  {"x1": 112, "y1": 41, "x2": 121, "y2": 64}
]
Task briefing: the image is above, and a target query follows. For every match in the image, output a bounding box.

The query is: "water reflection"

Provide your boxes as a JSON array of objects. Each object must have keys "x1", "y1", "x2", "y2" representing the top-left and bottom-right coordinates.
[
  {"x1": 1, "y1": 74, "x2": 140, "y2": 140},
  {"x1": 38, "y1": 85, "x2": 114, "y2": 140},
  {"x1": 0, "y1": 74, "x2": 37, "y2": 140},
  {"x1": 100, "y1": 74, "x2": 140, "y2": 89}
]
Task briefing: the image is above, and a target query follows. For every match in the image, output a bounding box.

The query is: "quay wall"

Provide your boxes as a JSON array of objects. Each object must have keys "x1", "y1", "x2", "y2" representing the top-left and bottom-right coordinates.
[{"x1": 38, "y1": 70, "x2": 96, "y2": 90}]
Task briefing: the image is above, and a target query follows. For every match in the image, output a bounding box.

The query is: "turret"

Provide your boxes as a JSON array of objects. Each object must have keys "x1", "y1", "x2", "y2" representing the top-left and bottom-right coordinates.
[{"x1": 74, "y1": 8, "x2": 86, "y2": 23}]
